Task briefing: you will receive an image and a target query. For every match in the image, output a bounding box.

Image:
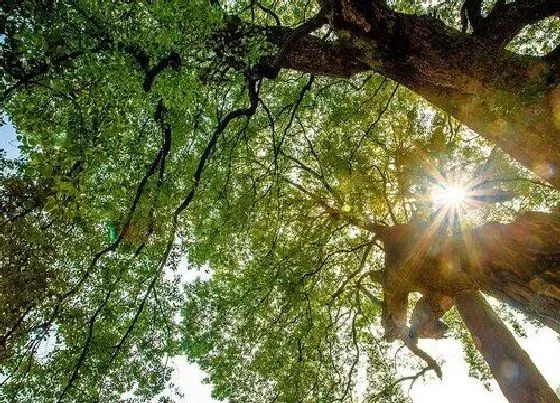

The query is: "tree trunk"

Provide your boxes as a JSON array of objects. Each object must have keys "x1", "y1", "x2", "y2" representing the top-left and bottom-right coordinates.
[
  {"x1": 326, "y1": 1, "x2": 560, "y2": 188},
  {"x1": 468, "y1": 212, "x2": 560, "y2": 334},
  {"x1": 455, "y1": 291, "x2": 559, "y2": 403},
  {"x1": 380, "y1": 212, "x2": 560, "y2": 335},
  {"x1": 259, "y1": 1, "x2": 560, "y2": 187}
]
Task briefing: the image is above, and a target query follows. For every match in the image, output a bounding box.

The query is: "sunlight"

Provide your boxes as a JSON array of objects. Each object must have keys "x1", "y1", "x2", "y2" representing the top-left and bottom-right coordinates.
[{"x1": 431, "y1": 184, "x2": 467, "y2": 208}]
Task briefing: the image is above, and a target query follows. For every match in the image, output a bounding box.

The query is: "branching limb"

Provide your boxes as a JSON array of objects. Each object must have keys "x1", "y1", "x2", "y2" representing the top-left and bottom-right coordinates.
[
  {"x1": 110, "y1": 244, "x2": 170, "y2": 362},
  {"x1": 269, "y1": 11, "x2": 327, "y2": 76},
  {"x1": 400, "y1": 333, "x2": 443, "y2": 379},
  {"x1": 173, "y1": 75, "x2": 259, "y2": 216},
  {"x1": 349, "y1": 83, "x2": 398, "y2": 167},
  {"x1": 367, "y1": 364, "x2": 434, "y2": 402},
  {"x1": 279, "y1": 150, "x2": 339, "y2": 201},
  {"x1": 460, "y1": 0, "x2": 483, "y2": 33},
  {"x1": 274, "y1": 75, "x2": 315, "y2": 158},
  {"x1": 57, "y1": 265, "x2": 127, "y2": 402},
  {"x1": 111, "y1": 77, "x2": 259, "y2": 359},
  {"x1": 2, "y1": 50, "x2": 84, "y2": 102},
  {"x1": 330, "y1": 240, "x2": 375, "y2": 302},
  {"x1": 261, "y1": 25, "x2": 369, "y2": 78},
  {"x1": 57, "y1": 73, "x2": 260, "y2": 399},
  {"x1": 476, "y1": 0, "x2": 560, "y2": 47},
  {"x1": 282, "y1": 176, "x2": 384, "y2": 234},
  {"x1": 358, "y1": 285, "x2": 383, "y2": 308},
  {"x1": 249, "y1": 0, "x2": 281, "y2": 26},
  {"x1": 58, "y1": 99, "x2": 171, "y2": 302},
  {"x1": 142, "y1": 52, "x2": 181, "y2": 92}
]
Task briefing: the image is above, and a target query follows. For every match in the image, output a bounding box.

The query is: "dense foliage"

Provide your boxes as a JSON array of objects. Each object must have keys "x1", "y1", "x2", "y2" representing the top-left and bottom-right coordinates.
[{"x1": 1, "y1": 0, "x2": 559, "y2": 402}]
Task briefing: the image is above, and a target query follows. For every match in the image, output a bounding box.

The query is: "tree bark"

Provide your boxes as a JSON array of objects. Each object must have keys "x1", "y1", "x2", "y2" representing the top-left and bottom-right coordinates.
[
  {"x1": 261, "y1": 1, "x2": 560, "y2": 188},
  {"x1": 379, "y1": 212, "x2": 560, "y2": 335},
  {"x1": 468, "y1": 212, "x2": 560, "y2": 334},
  {"x1": 455, "y1": 291, "x2": 559, "y2": 403}
]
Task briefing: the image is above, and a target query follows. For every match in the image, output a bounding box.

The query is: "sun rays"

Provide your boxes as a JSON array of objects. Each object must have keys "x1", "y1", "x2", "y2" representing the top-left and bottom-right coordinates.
[
  {"x1": 389, "y1": 167, "x2": 498, "y2": 285},
  {"x1": 422, "y1": 162, "x2": 498, "y2": 222},
  {"x1": 431, "y1": 184, "x2": 466, "y2": 208}
]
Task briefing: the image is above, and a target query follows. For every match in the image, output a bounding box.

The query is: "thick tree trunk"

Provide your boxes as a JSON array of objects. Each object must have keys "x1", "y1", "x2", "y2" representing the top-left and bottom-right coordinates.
[
  {"x1": 260, "y1": 1, "x2": 560, "y2": 187},
  {"x1": 326, "y1": 2, "x2": 560, "y2": 188},
  {"x1": 468, "y1": 213, "x2": 560, "y2": 334},
  {"x1": 380, "y1": 212, "x2": 560, "y2": 335},
  {"x1": 380, "y1": 214, "x2": 560, "y2": 402},
  {"x1": 455, "y1": 291, "x2": 559, "y2": 403}
]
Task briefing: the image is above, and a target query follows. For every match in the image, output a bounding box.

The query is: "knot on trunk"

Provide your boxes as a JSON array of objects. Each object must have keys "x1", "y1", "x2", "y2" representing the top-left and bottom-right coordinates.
[
  {"x1": 408, "y1": 295, "x2": 453, "y2": 342},
  {"x1": 382, "y1": 292, "x2": 453, "y2": 342}
]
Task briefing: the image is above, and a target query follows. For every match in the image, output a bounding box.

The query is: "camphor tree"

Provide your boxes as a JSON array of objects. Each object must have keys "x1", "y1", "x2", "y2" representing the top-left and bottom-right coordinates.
[{"x1": 1, "y1": 0, "x2": 560, "y2": 402}]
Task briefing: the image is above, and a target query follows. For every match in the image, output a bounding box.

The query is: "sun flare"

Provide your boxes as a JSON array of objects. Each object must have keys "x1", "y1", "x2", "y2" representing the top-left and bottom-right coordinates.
[{"x1": 431, "y1": 185, "x2": 467, "y2": 207}]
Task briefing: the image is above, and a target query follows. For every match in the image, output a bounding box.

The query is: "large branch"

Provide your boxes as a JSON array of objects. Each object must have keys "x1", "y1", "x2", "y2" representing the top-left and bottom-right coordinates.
[
  {"x1": 480, "y1": 0, "x2": 560, "y2": 48},
  {"x1": 264, "y1": 2, "x2": 560, "y2": 188},
  {"x1": 467, "y1": 212, "x2": 560, "y2": 334},
  {"x1": 259, "y1": 25, "x2": 370, "y2": 78},
  {"x1": 380, "y1": 212, "x2": 560, "y2": 335}
]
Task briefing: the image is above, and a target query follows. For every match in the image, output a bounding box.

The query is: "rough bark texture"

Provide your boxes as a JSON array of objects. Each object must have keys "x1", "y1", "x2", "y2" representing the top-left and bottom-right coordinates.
[
  {"x1": 261, "y1": 0, "x2": 560, "y2": 188},
  {"x1": 379, "y1": 212, "x2": 560, "y2": 336},
  {"x1": 456, "y1": 291, "x2": 559, "y2": 403},
  {"x1": 468, "y1": 212, "x2": 560, "y2": 333},
  {"x1": 217, "y1": 3, "x2": 560, "y2": 400}
]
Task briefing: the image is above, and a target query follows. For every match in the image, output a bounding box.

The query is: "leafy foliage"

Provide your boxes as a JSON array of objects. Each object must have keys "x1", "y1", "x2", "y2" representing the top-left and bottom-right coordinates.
[{"x1": 1, "y1": 0, "x2": 559, "y2": 402}]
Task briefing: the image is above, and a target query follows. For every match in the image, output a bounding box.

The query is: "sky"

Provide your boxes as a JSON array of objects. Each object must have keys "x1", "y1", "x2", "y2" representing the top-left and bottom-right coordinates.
[
  {"x1": 164, "y1": 304, "x2": 560, "y2": 403},
  {"x1": 0, "y1": 119, "x2": 19, "y2": 159},
  {"x1": 411, "y1": 321, "x2": 560, "y2": 402},
  {"x1": 1, "y1": 120, "x2": 559, "y2": 402},
  {"x1": 164, "y1": 295, "x2": 560, "y2": 403}
]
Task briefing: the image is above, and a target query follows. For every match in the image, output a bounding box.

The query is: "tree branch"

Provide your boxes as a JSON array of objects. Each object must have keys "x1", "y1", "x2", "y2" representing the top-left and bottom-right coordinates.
[
  {"x1": 330, "y1": 241, "x2": 375, "y2": 303},
  {"x1": 256, "y1": 23, "x2": 369, "y2": 78},
  {"x1": 461, "y1": 0, "x2": 483, "y2": 33},
  {"x1": 173, "y1": 75, "x2": 259, "y2": 216},
  {"x1": 58, "y1": 99, "x2": 171, "y2": 302},
  {"x1": 456, "y1": 291, "x2": 559, "y2": 402},
  {"x1": 400, "y1": 333, "x2": 443, "y2": 379},
  {"x1": 270, "y1": 11, "x2": 327, "y2": 75},
  {"x1": 1, "y1": 50, "x2": 84, "y2": 102},
  {"x1": 479, "y1": 0, "x2": 560, "y2": 48}
]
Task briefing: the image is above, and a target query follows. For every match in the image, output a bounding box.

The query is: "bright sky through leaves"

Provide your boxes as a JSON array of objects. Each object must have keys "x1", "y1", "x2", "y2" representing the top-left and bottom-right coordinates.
[{"x1": 2, "y1": 1, "x2": 560, "y2": 402}]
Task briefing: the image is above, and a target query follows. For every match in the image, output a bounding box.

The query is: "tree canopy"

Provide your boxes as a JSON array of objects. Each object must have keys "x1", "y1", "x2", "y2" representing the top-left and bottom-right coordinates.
[{"x1": 1, "y1": 0, "x2": 560, "y2": 402}]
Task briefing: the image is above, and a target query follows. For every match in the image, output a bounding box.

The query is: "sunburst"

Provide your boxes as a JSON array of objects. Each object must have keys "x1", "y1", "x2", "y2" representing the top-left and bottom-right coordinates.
[{"x1": 431, "y1": 184, "x2": 467, "y2": 209}]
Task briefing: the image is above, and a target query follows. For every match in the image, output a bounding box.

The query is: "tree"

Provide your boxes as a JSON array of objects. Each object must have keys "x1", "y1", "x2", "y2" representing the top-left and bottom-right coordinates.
[{"x1": 1, "y1": 0, "x2": 559, "y2": 402}]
